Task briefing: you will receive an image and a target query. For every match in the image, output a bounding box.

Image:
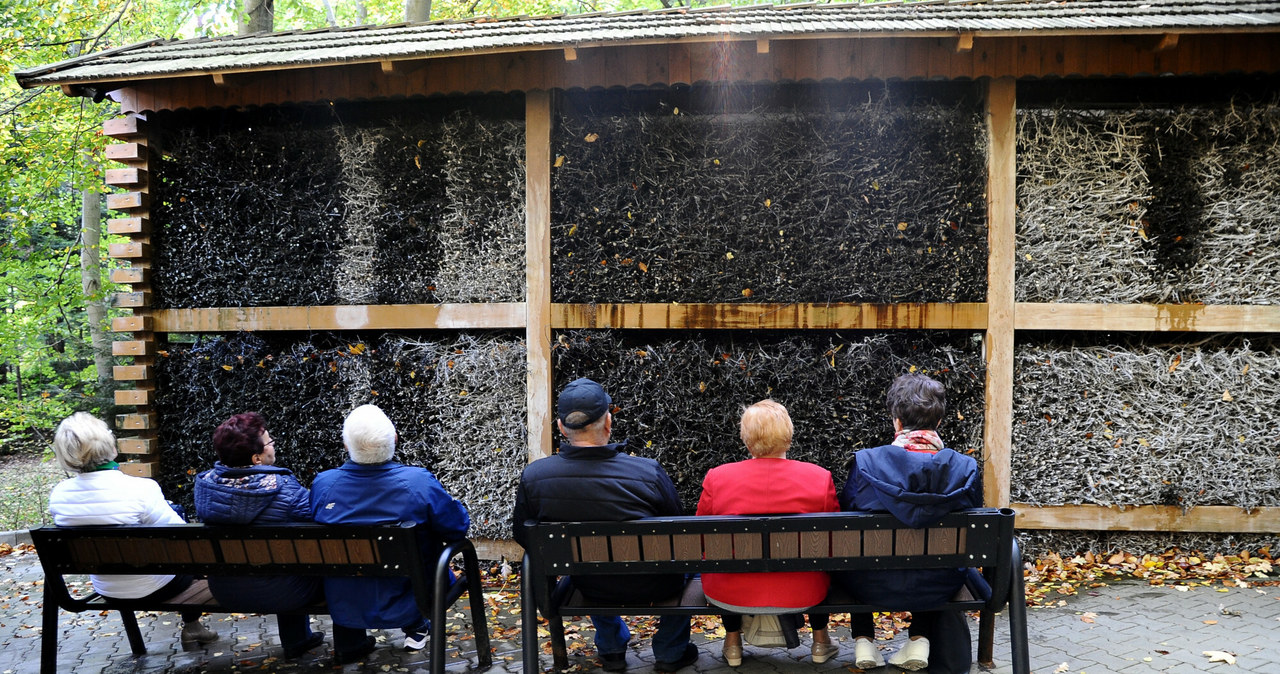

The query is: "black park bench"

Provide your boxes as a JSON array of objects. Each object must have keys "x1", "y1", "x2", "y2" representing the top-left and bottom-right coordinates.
[
  {"x1": 521, "y1": 508, "x2": 1029, "y2": 673},
  {"x1": 31, "y1": 522, "x2": 493, "y2": 674}
]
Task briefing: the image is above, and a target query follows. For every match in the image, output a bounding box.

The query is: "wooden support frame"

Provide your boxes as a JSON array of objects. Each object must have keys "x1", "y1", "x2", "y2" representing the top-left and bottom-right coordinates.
[
  {"x1": 983, "y1": 77, "x2": 1017, "y2": 509},
  {"x1": 151, "y1": 304, "x2": 525, "y2": 332},
  {"x1": 1015, "y1": 504, "x2": 1280, "y2": 534},
  {"x1": 526, "y1": 90, "x2": 554, "y2": 464}
]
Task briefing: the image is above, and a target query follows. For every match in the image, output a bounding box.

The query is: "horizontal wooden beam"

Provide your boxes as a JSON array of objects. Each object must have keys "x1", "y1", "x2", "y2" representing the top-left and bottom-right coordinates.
[
  {"x1": 109, "y1": 266, "x2": 149, "y2": 284},
  {"x1": 108, "y1": 242, "x2": 151, "y2": 259},
  {"x1": 116, "y1": 413, "x2": 158, "y2": 430},
  {"x1": 1013, "y1": 504, "x2": 1280, "y2": 534},
  {"x1": 113, "y1": 340, "x2": 156, "y2": 357},
  {"x1": 105, "y1": 191, "x2": 150, "y2": 211},
  {"x1": 473, "y1": 538, "x2": 524, "y2": 562},
  {"x1": 112, "y1": 315, "x2": 153, "y2": 332},
  {"x1": 107, "y1": 217, "x2": 150, "y2": 235},
  {"x1": 112, "y1": 365, "x2": 151, "y2": 380},
  {"x1": 152, "y1": 303, "x2": 527, "y2": 332},
  {"x1": 114, "y1": 388, "x2": 153, "y2": 405},
  {"x1": 119, "y1": 461, "x2": 157, "y2": 478},
  {"x1": 1016, "y1": 303, "x2": 1280, "y2": 333},
  {"x1": 554, "y1": 303, "x2": 988, "y2": 330},
  {"x1": 117, "y1": 437, "x2": 157, "y2": 454},
  {"x1": 105, "y1": 142, "x2": 146, "y2": 162},
  {"x1": 112, "y1": 291, "x2": 151, "y2": 308},
  {"x1": 105, "y1": 168, "x2": 145, "y2": 186},
  {"x1": 103, "y1": 116, "x2": 146, "y2": 139}
]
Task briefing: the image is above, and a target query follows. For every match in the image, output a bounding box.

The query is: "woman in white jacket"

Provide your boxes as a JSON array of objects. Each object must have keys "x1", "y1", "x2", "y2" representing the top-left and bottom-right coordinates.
[{"x1": 47, "y1": 412, "x2": 219, "y2": 648}]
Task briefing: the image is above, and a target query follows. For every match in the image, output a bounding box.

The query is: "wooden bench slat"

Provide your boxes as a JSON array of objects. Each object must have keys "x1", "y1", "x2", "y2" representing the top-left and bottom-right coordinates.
[
  {"x1": 672, "y1": 534, "x2": 701, "y2": 560},
  {"x1": 732, "y1": 532, "x2": 762, "y2": 560},
  {"x1": 770, "y1": 531, "x2": 799, "y2": 558},
  {"x1": 244, "y1": 540, "x2": 272, "y2": 565},
  {"x1": 800, "y1": 531, "x2": 829, "y2": 558},
  {"x1": 165, "y1": 579, "x2": 215, "y2": 605},
  {"x1": 164, "y1": 540, "x2": 194, "y2": 564},
  {"x1": 268, "y1": 539, "x2": 299, "y2": 564},
  {"x1": 704, "y1": 533, "x2": 733, "y2": 560},
  {"x1": 190, "y1": 540, "x2": 216, "y2": 563},
  {"x1": 896, "y1": 529, "x2": 925, "y2": 556},
  {"x1": 219, "y1": 540, "x2": 247, "y2": 564},
  {"x1": 345, "y1": 539, "x2": 377, "y2": 565},
  {"x1": 928, "y1": 527, "x2": 960, "y2": 554},
  {"x1": 294, "y1": 539, "x2": 323, "y2": 564},
  {"x1": 864, "y1": 529, "x2": 893, "y2": 556},
  {"x1": 320, "y1": 539, "x2": 349, "y2": 564},
  {"x1": 118, "y1": 539, "x2": 149, "y2": 567},
  {"x1": 641, "y1": 534, "x2": 671, "y2": 561},
  {"x1": 611, "y1": 536, "x2": 641, "y2": 562},
  {"x1": 577, "y1": 535, "x2": 609, "y2": 562},
  {"x1": 69, "y1": 539, "x2": 101, "y2": 566},
  {"x1": 831, "y1": 530, "x2": 862, "y2": 557},
  {"x1": 96, "y1": 540, "x2": 123, "y2": 565}
]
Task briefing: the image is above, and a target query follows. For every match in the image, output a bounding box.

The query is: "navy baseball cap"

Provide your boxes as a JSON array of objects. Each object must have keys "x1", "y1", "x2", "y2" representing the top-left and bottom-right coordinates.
[{"x1": 557, "y1": 378, "x2": 612, "y2": 429}]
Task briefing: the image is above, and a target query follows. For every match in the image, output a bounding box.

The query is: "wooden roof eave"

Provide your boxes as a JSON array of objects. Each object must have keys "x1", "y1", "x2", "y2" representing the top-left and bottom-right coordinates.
[{"x1": 28, "y1": 24, "x2": 1280, "y2": 93}]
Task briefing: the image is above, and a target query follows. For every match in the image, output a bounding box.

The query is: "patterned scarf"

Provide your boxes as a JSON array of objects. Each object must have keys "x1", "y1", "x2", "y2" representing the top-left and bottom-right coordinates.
[{"x1": 892, "y1": 429, "x2": 944, "y2": 454}]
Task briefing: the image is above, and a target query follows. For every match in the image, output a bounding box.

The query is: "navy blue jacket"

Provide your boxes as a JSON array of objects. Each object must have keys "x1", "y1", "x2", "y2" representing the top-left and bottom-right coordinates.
[
  {"x1": 311, "y1": 460, "x2": 469, "y2": 629},
  {"x1": 511, "y1": 440, "x2": 685, "y2": 602},
  {"x1": 194, "y1": 463, "x2": 319, "y2": 612},
  {"x1": 836, "y1": 444, "x2": 983, "y2": 610}
]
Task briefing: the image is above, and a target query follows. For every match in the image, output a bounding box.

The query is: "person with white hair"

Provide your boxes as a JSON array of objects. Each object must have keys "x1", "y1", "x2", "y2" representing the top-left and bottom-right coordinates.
[
  {"x1": 47, "y1": 412, "x2": 219, "y2": 648},
  {"x1": 309, "y1": 404, "x2": 470, "y2": 665}
]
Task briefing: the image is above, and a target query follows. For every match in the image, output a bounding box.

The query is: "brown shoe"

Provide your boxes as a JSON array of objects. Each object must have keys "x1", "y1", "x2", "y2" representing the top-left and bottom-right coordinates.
[{"x1": 180, "y1": 620, "x2": 219, "y2": 647}]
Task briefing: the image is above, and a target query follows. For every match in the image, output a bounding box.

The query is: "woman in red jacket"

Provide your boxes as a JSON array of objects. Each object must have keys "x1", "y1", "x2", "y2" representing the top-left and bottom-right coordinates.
[{"x1": 696, "y1": 399, "x2": 840, "y2": 667}]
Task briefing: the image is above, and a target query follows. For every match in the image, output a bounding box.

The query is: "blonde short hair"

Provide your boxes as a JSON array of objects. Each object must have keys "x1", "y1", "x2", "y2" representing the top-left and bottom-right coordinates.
[
  {"x1": 739, "y1": 400, "x2": 793, "y2": 458},
  {"x1": 52, "y1": 412, "x2": 118, "y2": 473}
]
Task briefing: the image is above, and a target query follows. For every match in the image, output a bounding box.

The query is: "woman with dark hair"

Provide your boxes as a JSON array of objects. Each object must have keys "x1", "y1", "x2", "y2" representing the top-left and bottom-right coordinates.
[
  {"x1": 839, "y1": 374, "x2": 983, "y2": 673},
  {"x1": 194, "y1": 413, "x2": 325, "y2": 659}
]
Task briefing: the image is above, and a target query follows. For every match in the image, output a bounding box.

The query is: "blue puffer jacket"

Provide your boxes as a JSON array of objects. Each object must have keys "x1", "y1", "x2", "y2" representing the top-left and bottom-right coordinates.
[
  {"x1": 311, "y1": 461, "x2": 469, "y2": 629},
  {"x1": 195, "y1": 463, "x2": 312, "y2": 525},
  {"x1": 835, "y1": 444, "x2": 983, "y2": 611},
  {"x1": 194, "y1": 462, "x2": 319, "y2": 613}
]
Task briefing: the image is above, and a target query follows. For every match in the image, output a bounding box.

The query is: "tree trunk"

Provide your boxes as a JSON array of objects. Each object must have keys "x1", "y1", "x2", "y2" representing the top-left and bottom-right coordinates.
[
  {"x1": 356, "y1": 0, "x2": 367, "y2": 24},
  {"x1": 239, "y1": 0, "x2": 275, "y2": 34},
  {"x1": 81, "y1": 189, "x2": 112, "y2": 392},
  {"x1": 320, "y1": 0, "x2": 338, "y2": 26},
  {"x1": 405, "y1": 0, "x2": 430, "y2": 22}
]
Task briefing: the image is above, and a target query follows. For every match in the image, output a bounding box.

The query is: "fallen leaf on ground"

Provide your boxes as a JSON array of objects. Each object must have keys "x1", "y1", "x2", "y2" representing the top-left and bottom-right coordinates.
[{"x1": 1203, "y1": 650, "x2": 1236, "y2": 664}]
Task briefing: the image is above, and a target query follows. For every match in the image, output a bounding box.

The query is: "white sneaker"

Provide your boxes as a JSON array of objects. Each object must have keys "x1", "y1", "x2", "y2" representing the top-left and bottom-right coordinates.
[
  {"x1": 888, "y1": 636, "x2": 929, "y2": 671},
  {"x1": 853, "y1": 637, "x2": 885, "y2": 669}
]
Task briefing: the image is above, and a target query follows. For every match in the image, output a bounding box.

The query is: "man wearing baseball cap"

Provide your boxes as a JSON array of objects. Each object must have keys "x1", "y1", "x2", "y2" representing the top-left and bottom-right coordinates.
[{"x1": 512, "y1": 378, "x2": 696, "y2": 672}]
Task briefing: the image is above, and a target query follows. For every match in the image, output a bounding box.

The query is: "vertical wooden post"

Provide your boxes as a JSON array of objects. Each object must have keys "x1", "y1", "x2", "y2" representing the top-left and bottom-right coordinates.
[
  {"x1": 983, "y1": 77, "x2": 1016, "y2": 509},
  {"x1": 525, "y1": 90, "x2": 554, "y2": 464},
  {"x1": 104, "y1": 114, "x2": 157, "y2": 478}
]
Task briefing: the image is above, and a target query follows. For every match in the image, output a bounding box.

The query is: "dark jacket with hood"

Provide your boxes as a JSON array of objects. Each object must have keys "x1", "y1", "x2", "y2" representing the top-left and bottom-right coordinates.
[
  {"x1": 194, "y1": 462, "x2": 319, "y2": 611},
  {"x1": 511, "y1": 440, "x2": 685, "y2": 602},
  {"x1": 836, "y1": 444, "x2": 983, "y2": 610}
]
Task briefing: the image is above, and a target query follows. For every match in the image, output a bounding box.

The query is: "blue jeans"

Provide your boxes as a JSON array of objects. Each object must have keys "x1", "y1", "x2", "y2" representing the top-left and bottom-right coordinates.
[{"x1": 590, "y1": 614, "x2": 690, "y2": 662}]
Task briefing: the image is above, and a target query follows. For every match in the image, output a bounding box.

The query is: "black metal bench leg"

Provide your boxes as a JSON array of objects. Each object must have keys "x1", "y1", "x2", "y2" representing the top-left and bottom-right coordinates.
[
  {"x1": 977, "y1": 609, "x2": 995, "y2": 667},
  {"x1": 520, "y1": 554, "x2": 541, "y2": 672},
  {"x1": 462, "y1": 547, "x2": 493, "y2": 669},
  {"x1": 432, "y1": 554, "x2": 452, "y2": 674},
  {"x1": 41, "y1": 590, "x2": 59, "y2": 674},
  {"x1": 1008, "y1": 539, "x2": 1031, "y2": 674},
  {"x1": 120, "y1": 609, "x2": 146, "y2": 655},
  {"x1": 549, "y1": 613, "x2": 568, "y2": 671}
]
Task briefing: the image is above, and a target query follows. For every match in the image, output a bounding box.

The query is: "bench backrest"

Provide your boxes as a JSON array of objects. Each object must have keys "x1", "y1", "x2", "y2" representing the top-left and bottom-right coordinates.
[{"x1": 31, "y1": 522, "x2": 430, "y2": 578}]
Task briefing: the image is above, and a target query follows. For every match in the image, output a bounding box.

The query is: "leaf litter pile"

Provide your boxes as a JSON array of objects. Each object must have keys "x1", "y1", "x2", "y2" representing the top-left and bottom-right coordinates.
[
  {"x1": 149, "y1": 97, "x2": 526, "y2": 308},
  {"x1": 552, "y1": 84, "x2": 988, "y2": 303},
  {"x1": 552, "y1": 329, "x2": 986, "y2": 510},
  {"x1": 153, "y1": 331, "x2": 526, "y2": 540},
  {"x1": 1017, "y1": 100, "x2": 1280, "y2": 304}
]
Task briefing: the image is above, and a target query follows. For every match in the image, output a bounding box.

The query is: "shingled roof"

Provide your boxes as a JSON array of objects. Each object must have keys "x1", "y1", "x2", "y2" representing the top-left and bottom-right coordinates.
[{"x1": 16, "y1": 0, "x2": 1280, "y2": 88}]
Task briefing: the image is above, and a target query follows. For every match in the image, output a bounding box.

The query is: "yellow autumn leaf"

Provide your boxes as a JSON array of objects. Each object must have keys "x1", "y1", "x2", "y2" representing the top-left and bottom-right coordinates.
[
  {"x1": 567, "y1": 224, "x2": 578, "y2": 236},
  {"x1": 764, "y1": 198, "x2": 771, "y2": 208},
  {"x1": 584, "y1": 133, "x2": 599, "y2": 142},
  {"x1": 741, "y1": 288, "x2": 753, "y2": 298},
  {"x1": 554, "y1": 155, "x2": 565, "y2": 167},
  {"x1": 221, "y1": 365, "x2": 233, "y2": 371},
  {"x1": 637, "y1": 262, "x2": 648, "y2": 273},
  {"x1": 349, "y1": 343, "x2": 366, "y2": 355},
  {"x1": 414, "y1": 155, "x2": 422, "y2": 169},
  {"x1": 1222, "y1": 390, "x2": 1234, "y2": 401},
  {"x1": 725, "y1": 252, "x2": 734, "y2": 260},
  {"x1": 897, "y1": 222, "x2": 909, "y2": 231}
]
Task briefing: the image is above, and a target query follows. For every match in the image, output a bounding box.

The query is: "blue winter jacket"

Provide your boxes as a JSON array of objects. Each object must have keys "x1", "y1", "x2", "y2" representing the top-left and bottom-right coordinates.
[
  {"x1": 836, "y1": 444, "x2": 983, "y2": 610},
  {"x1": 194, "y1": 462, "x2": 319, "y2": 612},
  {"x1": 310, "y1": 460, "x2": 470, "y2": 629}
]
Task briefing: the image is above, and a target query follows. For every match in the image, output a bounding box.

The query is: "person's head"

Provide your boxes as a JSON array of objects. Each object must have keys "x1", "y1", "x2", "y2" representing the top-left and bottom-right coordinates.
[
  {"x1": 343, "y1": 404, "x2": 396, "y2": 464},
  {"x1": 886, "y1": 373, "x2": 946, "y2": 432},
  {"x1": 52, "y1": 412, "x2": 118, "y2": 473},
  {"x1": 556, "y1": 378, "x2": 612, "y2": 445},
  {"x1": 739, "y1": 399, "x2": 793, "y2": 458},
  {"x1": 212, "y1": 412, "x2": 275, "y2": 467}
]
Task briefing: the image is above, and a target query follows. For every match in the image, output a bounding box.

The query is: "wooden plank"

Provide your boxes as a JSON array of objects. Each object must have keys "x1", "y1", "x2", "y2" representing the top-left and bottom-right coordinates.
[
  {"x1": 984, "y1": 77, "x2": 1016, "y2": 509},
  {"x1": 526, "y1": 90, "x2": 554, "y2": 464},
  {"x1": 927, "y1": 527, "x2": 960, "y2": 554},
  {"x1": 672, "y1": 534, "x2": 702, "y2": 561},
  {"x1": 1014, "y1": 504, "x2": 1280, "y2": 534},
  {"x1": 114, "y1": 388, "x2": 152, "y2": 406},
  {"x1": 553, "y1": 303, "x2": 987, "y2": 330},
  {"x1": 769, "y1": 531, "x2": 799, "y2": 559},
  {"x1": 863, "y1": 529, "x2": 893, "y2": 557},
  {"x1": 151, "y1": 303, "x2": 525, "y2": 332},
  {"x1": 895, "y1": 529, "x2": 925, "y2": 556},
  {"x1": 344, "y1": 539, "x2": 377, "y2": 564},
  {"x1": 1016, "y1": 303, "x2": 1280, "y2": 333},
  {"x1": 831, "y1": 530, "x2": 861, "y2": 557},
  {"x1": 119, "y1": 461, "x2": 156, "y2": 478},
  {"x1": 319, "y1": 540, "x2": 349, "y2": 564},
  {"x1": 112, "y1": 291, "x2": 151, "y2": 308},
  {"x1": 220, "y1": 540, "x2": 248, "y2": 564},
  {"x1": 112, "y1": 315, "x2": 152, "y2": 332},
  {"x1": 799, "y1": 531, "x2": 829, "y2": 558},
  {"x1": 107, "y1": 217, "x2": 150, "y2": 235},
  {"x1": 105, "y1": 192, "x2": 149, "y2": 210},
  {"x1": 103, "y1": 116, "x2": 146, "y2": 139},
  {"x1": 69, "y1": 539, "x2": 101, "y2": 566},
  {"x1": 642, "y1": 534, "x2": 672, "y2": 561},
  {"x1": 732, "y1": 532, "x2": 762, "y2": 560},
  {"x1": 105, "y1": 143, "x2": 146, "y2": 162},
  {"x1": 115, "y1": 413, "x2": 157, "y2": 430},
  {"x1": 108, "y1": 242, "x2": 150, "y2": 259},
  {"x1": 163, "y1": 539, "x2": 193, "y2": 563},
  {"x1": 117, "y1": 437, "x2": 157, "y2": 454},
  {"x1": 577, "y1": 535, "x2": 610, "y2": 562},
  {"x1": 704, "y1": 533, "x2": 734, "y2": 560},
  {"x1": 105, "y1": 168, "x2": 145, "y2": 186},
  {"x1": 113, "y1": 340, "x2": 156, "y2": 356},
  {"x1": 112, "y1": 365, "x2": 150, "y2": 380},
  {"x1": 118, "y1": 539, "x2": 148, "y2": 567},
  {"x1": 611, "y1": 535, "x2": 641, "y2": 562},
  {"x1": 294, "y1": 539, "x2": 323, "y2": 564},
  {"x1": 109, "y1": 266, "x2": 149, "y2": 284},
  {"x1": 268, "y1": 540, "x2": 299, "y2": 564},
  {"x1": 189, "y1": 540, "x2": 216, "y2": 563}
]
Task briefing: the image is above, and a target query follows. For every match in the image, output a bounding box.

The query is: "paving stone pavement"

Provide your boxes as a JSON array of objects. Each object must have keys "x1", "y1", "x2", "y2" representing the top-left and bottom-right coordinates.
[{"x1": 3, "y1": 545, "x2": 1279, "y2": 674}]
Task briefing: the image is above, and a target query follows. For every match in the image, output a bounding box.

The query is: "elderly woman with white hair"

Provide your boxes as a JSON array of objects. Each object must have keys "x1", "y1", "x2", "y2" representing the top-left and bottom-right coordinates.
[
  {"x1": 47, "y1": 412, "x2": 219, "y2": 648},
  {"x1": 696, "y1": 399, "x2": 840, "y2": 667},
  {"x1": 309, "y1": 404, "x2": 470, "y2": 665}
]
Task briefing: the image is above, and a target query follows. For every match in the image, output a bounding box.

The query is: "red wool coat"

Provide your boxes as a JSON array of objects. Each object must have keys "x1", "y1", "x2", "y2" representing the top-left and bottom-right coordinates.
[{"x1": 696, "y1": 457, "x2": 839, "y2": 610}]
